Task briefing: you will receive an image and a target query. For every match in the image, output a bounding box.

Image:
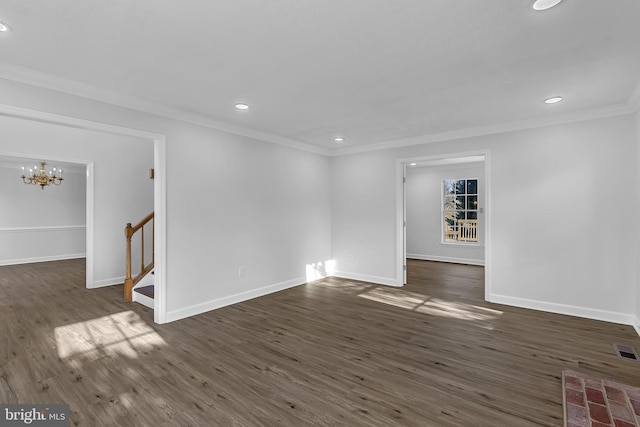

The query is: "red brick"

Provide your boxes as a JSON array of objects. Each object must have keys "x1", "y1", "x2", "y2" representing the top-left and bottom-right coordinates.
[
  {"x1": 567, "y1": 402, "x2": 588, "y2": 426},
  {"x1": 566, "y1": 388, "x2": 586, "y2": 406},
  {"x1": 586, "y1": 379, "x2": 603, "y2": 390},
  {"x1": 605, "y1": 386, "x2": 628, "y2": 404},
  {"x1": 625, "y1": 388, "x2": 640, "y2": 401},
  {"x1": 613, "y1": 419, "x2": 636, "y2": 427},
  {"x1": 565, "y1": 375, "x2": 583, "y2": 391},
  {"x1": 591, "y1": 422, "x2": 612, "y2": 427},
  {"x1": 588, "y1": 402, "x2": 612, "y2": 424},
  {"x1": 609, "y1": 402, "x2": 633, "y2": 422},
  {"x1": 630, "y1": 399, "x2": 640, "y2": 417},
  {"x1": 586, "y1": 387, "x2": 607, "y2": 405}
]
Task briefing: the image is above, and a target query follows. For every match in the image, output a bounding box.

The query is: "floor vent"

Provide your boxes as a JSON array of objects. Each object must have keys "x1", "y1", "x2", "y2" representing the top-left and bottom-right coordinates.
[{"x1": 613, "y1": 343, "x2": 639, "y2": 361}]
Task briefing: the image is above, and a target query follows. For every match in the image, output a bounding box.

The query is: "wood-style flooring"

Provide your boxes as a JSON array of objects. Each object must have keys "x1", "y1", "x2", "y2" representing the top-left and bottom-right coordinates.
[{"x1": 1, "y1": 258, "x2": 640, "y2": 426}]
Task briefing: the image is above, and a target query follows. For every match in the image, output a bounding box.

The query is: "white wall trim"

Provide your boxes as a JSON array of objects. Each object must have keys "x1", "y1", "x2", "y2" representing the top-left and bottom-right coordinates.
[
  {"x1": 0, "y1": 225, "x2": 86, "y2": 232},
  {"x1": 0, "y1": 253, "x2": 85, "y2": 267},
  {"x1": 85, "y1": 162, "x2": 95, "y2": 296},
  {"x1": 2, "y1": 62, "x2": 637, "y2": 159},
  {"x1": 331, "y1": 103, "x2": 636, "y2": 156},
  {"x1": 332, "y1": 270, "x2": 401, "y2": 287},
  {"x1": 90, "y1": 276, "x2": 126, "y2": 289},
  {"x1": 164, "y1": 277, "x2": 306, "y2": 323},
  {"x1": 0, "y1": 63, "x2": 327, "y2": 156},
  {"x1": 396, "y1": 150, "x2": 491, "y2": 297},
  {"x1": 633, "y1": 317, "x2": 640, "y2": 338},
  {"x1": 0, "y1": 103, "x2": 167, "y2": 325},
  {"x1": 490, "y1": 293, "x2": 636, "y2": 326},
  {"x1": 153, "y1": 136, "x2": 166, "y2": 324},
  {"x1": 407, "y1": 254, "x2": 484, "y2": 266}
]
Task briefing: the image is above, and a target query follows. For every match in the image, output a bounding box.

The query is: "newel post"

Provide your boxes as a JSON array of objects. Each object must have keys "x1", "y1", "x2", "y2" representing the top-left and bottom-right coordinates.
[{"x1": 124, "y1": 223, "x2": 134, "y2": 302}]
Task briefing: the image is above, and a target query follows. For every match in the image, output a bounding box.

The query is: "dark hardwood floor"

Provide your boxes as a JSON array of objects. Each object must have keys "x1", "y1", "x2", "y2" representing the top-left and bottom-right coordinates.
[{"x1": 1, "y1": 258, "x2": 640, "y2": 426}]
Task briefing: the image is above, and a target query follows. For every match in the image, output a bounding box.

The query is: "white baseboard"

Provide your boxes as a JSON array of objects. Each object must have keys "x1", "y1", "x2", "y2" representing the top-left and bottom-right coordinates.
[
  {"x1": 89, "y1": 275, "x2": 126, "y2": 289},
  {"x1": 331, "y1": 270, "x2": 401, "y2": 287},
  {"x1": 164, "y1": 276, "x2": 306, "y2": 323},
  {"x1": 406, "y1": 254, "x2": 484, "y2": 266},
  {"x1": 489, "y1": 293, "x2": 636, "y2": 326},
  {"x1": 633, "y1": 317, "x2": 640, "y2": 338},
  {"x1": 0, "y1": 253, "x2": 85, "y2": 266}
]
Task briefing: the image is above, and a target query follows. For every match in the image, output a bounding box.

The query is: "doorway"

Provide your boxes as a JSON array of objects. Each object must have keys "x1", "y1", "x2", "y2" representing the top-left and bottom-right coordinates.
[
  {"x1": 0, "y1": 105, "x2": 167, "y2": 323},
  {"x1": 396, "y1": 151, "x2": 491, "y2": 301}
]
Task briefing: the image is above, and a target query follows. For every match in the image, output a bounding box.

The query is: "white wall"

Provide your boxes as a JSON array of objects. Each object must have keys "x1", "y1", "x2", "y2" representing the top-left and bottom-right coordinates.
[
  {"x1": 0, "y1": 162, "x2": 86, "y2": 265},
  {"x1": 635, "y1": 106, "x2": 640, "y2": 332},
  {"x1": 332, "y1": 114, "x2": 637, "y2": 325},
  {"x1": 331, "y1": 150, "x2": 399, "y2": 285},
  {"x1": 1, "y1": 76, "x2": 634, "y2": 327},
  {"x1": 164, "y1": 125, "x2": 331, "y2": 319},
  {"x1": 0, "y1": 114, "x2": 153, "y2": 287},
  {"x1": 0, "y1": 78, "x2": 332, "y2": 323},
  {"x1": 406, "y1": 163, "x2": 485, "y2": 265}
]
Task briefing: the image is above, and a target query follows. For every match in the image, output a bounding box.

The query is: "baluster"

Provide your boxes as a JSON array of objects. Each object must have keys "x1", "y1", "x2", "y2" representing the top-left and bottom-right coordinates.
[{"x1": 141, "y1": 226, "x2": 145, "y2": 274}]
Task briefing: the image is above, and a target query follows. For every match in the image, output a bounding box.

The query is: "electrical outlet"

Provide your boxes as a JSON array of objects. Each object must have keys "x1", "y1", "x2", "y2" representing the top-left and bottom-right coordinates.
[{"x1": 238, "y1": 266, "x2": 246, "y2": 277}]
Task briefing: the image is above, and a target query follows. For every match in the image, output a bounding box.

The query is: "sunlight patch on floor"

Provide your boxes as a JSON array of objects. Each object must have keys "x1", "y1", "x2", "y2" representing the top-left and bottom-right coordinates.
[
  {"x1": 358, "y1": 286, "x2": 502, "y2": 328},
  {"x1": 358, "y1": 286, "x2": 428, "y2": 310},
  {"x1": 416, "y1": 298, "x2": 502, "y2": 322},
  {"x1": 54, "y1": 310, "x2": 166, "y2": 361}
]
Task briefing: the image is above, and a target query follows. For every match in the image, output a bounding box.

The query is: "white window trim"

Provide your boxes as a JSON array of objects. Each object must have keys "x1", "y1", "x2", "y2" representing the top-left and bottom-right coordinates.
[{"x1": 441, "y1": 178, "x2": 480, "y2": 246}]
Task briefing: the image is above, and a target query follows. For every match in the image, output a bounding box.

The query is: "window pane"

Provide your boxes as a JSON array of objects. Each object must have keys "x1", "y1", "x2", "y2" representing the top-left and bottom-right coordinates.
[
  {"x1": 444, "y1": 212, "x2": 456, "y2": 224},
  {"x1": 467, "y1": 211, "x2": 478, "y2": 220},
  {"x1": 455, "y1": 180, "x2": 466, "y2": 194},
  {"x1": 467, "y1": 195, "x2": 478, "y2": 210},
  {"x1": 467, "y1": 179, "x2": 477, "y2": 195},
  {"x1": 444, "y1": 217, "x2": 457, "y2": 241},
  {"x1": 443, "y1": 180, "x2": 455, "y2": 195},
  {"x1": 444, "y1": 195, "x2": 456, "y2": 211},
  {"x1": 456, "y1": 195, "x2": 466, "y2": 210}
]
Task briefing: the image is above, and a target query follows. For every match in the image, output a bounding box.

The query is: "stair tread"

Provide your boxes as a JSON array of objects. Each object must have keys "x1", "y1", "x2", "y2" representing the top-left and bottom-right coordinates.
[{"x1": 134, "y1": 285, "x2": 154, "y2": 299}]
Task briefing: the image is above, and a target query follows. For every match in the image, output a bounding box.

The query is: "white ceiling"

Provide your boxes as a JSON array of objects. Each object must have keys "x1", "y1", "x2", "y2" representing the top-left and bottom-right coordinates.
[{"x1": 0, "y1": 0, "x2": 639, "y2": 154}]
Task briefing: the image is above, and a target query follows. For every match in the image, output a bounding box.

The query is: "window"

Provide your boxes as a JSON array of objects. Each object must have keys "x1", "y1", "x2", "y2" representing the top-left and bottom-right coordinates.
[{"x1": 443, "y1": 178, "x2": 478, "y2": 243}]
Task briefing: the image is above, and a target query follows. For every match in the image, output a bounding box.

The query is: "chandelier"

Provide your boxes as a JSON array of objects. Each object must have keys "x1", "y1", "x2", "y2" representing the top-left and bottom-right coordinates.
[{"x1": 21, "y1": 161, "x2": 64, "y2": 189}]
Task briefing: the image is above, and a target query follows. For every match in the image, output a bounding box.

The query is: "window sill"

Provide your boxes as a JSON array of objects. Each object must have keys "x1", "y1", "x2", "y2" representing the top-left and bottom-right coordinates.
[{"x1": 441, "y1": 241, "x2": 481, "y2": 247}]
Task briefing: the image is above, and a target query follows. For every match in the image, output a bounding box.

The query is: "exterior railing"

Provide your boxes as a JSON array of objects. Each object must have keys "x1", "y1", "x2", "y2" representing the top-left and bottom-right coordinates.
[{"x1": 445, "y1": 219, "x2": 478, "y2": 242}]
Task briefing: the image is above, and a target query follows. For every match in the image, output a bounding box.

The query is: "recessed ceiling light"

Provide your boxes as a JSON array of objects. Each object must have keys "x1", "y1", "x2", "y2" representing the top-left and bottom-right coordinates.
[
  {"x1": 544, "y1": 96, "x2": 563, "y2": 104},
  {"x1": 532, "y1": 0, "x2": 563, "y2": 11},
  {"x1": 0, "y1": 21, "x2": 11, "y2": 32},
  {"x1": 410, "y1": 163, "x2": 417, "y2": 166},
  {"x1": 234, "y1": 103, "x2": 249, "y2": 110},
  {"x1": 334, "y1": 137, "x2": 345, "y2": 143}
]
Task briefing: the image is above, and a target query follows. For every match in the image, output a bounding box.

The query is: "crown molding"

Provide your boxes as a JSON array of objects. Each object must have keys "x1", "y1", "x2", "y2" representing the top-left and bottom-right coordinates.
[
  {"x1": 0, "y1": 61, "x2": 329, "y2": 156},
  {"x1": 1, "y1": 61, "x2": 637, "y2": 159},
  {"x1": 328, "y1": 101, "x2": 637, "y2": 157}
]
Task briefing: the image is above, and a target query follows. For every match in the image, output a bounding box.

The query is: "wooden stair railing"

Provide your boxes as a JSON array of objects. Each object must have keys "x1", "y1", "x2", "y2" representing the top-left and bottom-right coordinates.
[{"x1": 124, "y1": 212, "x2": 154, "y2": 302}]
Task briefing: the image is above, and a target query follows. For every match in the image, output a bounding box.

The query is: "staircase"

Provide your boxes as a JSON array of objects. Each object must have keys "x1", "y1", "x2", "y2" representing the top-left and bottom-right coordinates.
[
  {"x1": 124, "y1": 212, "x2": 154, "y2": 309},
  {"x1": 132, "y1": 271, "x2": 154, "y2": 309}
]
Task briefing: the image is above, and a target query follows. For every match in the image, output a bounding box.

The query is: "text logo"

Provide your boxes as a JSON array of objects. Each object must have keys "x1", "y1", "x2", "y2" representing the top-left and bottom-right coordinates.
[{"x1": 1, "y1": 405, "x2": 69, "y2": 426}]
